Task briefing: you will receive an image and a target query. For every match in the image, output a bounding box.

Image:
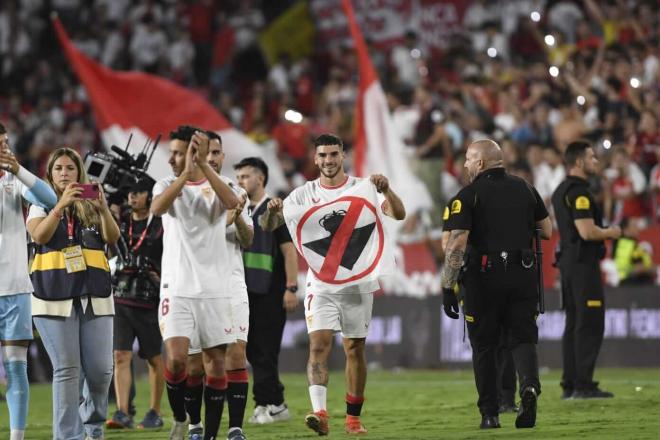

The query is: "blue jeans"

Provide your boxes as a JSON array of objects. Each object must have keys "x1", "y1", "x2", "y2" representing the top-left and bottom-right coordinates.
[{"x1": 34, "y1": 300, "x2": 113, "y2": 440}]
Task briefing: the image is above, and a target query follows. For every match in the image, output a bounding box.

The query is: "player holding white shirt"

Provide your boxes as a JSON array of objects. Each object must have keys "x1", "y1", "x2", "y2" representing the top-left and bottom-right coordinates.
[
  {"x1": 184, "y1": 132, "x2": 254, "y2": 440},
  {"x1": 261, "y1": 134, "x2": 406, "y2": 436},
  {"x1": 150, "y1": 126, "x2": 239, "y2": 440}
]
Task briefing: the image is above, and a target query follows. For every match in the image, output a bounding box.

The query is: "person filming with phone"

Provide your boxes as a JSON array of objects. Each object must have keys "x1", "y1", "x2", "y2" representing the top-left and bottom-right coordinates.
[{"x1": 26, "y1": 147, "x2": 120, "y2": 440}]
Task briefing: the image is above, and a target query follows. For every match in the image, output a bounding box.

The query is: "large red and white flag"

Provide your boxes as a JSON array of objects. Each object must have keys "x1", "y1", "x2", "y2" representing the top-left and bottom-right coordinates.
[
  {"x1": 283, "y1": 179, "x2": 395, "y2": 292},
  {"x1": 52, "y1": 17, "x2": 286, "y2": 191},
  {"x1": 342, "y1": 0, "x2": 432, "y2": 218}
]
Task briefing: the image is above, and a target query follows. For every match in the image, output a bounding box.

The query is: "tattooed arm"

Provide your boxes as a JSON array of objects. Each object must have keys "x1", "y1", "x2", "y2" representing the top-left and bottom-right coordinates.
[{"x1": 440, "y1": 229, "x2": 469, "y2": 289}]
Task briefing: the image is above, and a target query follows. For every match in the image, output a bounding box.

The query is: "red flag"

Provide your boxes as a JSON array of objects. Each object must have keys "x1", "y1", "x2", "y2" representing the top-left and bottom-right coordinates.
[
  {"x1": 341, "y1": 0, "x2": 431, "y2": 217},
  {"x1": 52, "y1": 16, "x2": 285, "y2": 189}
]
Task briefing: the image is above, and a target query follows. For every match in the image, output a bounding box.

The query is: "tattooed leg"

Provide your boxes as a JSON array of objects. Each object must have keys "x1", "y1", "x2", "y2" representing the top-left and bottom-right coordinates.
[{"x1": 307, "y1": 330, "x2": 333, "y2": 386}]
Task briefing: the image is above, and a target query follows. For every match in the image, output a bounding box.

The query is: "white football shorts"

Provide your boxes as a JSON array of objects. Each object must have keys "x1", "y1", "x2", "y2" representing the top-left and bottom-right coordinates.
[{"x1": 304, "y1": 291, "x2": 373, "y2": 338}]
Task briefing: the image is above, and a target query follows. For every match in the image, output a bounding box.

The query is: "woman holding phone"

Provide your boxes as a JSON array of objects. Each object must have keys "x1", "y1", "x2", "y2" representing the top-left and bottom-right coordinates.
[{"x1": 26, "y1": 147, "x2": 119, "y2": 440}]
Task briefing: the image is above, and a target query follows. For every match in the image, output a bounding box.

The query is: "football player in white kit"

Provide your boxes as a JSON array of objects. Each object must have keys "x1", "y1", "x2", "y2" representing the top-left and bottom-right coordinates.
[
  {"x1": 261, "y1": 134, "x2": 406, "y2": 436},
  {"x1": 1, "y1": 122, "x2": 57, "y2": 440},
  {"x1": 150, "y1": 126, "x2": 239, "y2": 440},
  {"x1": 184, "y1": 132, "x2": 254, "y2": 440}
]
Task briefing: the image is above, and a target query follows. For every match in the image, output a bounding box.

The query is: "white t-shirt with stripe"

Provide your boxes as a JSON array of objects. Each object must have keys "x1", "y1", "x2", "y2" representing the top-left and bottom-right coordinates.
[{"x1": 285, "y1": 175, "x2": 383, "y2": 295}]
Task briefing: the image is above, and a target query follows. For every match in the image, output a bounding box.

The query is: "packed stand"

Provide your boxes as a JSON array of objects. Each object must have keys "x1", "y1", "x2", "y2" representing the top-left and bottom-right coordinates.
[{"x1": 1, "y1": 0, "x2": 658, "y2": 234}]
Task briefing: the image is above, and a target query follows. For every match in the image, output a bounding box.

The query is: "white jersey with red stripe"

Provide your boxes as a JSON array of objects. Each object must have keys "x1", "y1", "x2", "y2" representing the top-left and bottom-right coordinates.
[
  {"x1": 154, "y1": 175, "x2": 232, "y2": 298},
  {"x1": 284, "y1": 175, "x2": 383, "y2": 294}
]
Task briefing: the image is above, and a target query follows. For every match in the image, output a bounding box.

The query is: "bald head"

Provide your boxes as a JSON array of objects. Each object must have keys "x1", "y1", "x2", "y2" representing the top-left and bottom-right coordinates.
[
  {"x1": 469, "y1": 139, "x2": 503, "y2": 167},
  {"x1": 464, "y1": 139, "x2": 504, "y2": 181}
]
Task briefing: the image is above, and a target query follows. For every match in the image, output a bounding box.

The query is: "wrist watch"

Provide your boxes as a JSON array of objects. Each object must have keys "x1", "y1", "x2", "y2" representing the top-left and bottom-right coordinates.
[{"x1": 286, "y1": 285, "x2": 298, "y2": 293}]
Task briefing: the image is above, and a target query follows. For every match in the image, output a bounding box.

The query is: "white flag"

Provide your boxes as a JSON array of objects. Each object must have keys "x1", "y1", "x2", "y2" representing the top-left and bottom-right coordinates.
[{"x1": 283, "y1": 179, "x2": 395, "y2": 293}]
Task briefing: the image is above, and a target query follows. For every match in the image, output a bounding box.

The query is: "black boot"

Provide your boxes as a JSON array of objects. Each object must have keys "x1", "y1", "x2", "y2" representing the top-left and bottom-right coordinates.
[
  {"x1": 515, "y1": 386, "x2": 538, "y2": 428},
  {"x1": 480, "y1": 415, "x2": 501, "y2": 429}
]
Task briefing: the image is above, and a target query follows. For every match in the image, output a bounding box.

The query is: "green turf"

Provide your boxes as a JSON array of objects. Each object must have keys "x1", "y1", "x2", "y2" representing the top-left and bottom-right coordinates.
[{"x1": 2, "y1": 368, "x2": 659, "y2": 439}]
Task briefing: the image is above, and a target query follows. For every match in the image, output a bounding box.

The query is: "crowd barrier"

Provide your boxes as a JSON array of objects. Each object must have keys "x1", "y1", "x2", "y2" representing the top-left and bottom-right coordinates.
[{"x1": 279, "y1": 285, "x2": 660, "y2": 371}]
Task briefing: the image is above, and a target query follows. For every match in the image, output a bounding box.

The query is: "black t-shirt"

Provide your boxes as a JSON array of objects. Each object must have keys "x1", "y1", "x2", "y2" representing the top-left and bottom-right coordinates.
[
  {"x1": 114, "y1": 213, "x2": 163, "y2": 306},
  {"x1": 551, "y1": 175, "x2": 604, "y2": 260},
  {"x1": 445, "y1": 168, "x2": 548, "y2": 252},
  {"x1": 119, "y1": 214, "x2": 163, "y2": 270}
]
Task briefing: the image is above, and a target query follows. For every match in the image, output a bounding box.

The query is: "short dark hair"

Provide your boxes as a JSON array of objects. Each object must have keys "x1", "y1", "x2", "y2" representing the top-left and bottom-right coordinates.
[
  {"x1": 0, "y1": 123, "x2": 5, "y2": 134},
  {"x1": 314, "y1": 133, "x2": 343, "y2": 150},
  {"x1": 564, "y1": 140, "x2": 592, "y2": 167},
  {"x1": 234, "y1": 157, "x2": 269, "y2": 187},
  {"x1": 206, "y1": 131, "x2": 222, "y2": 144},
  {"x1": 169, "y1": 125, "x2": 202, "y2": 142}
]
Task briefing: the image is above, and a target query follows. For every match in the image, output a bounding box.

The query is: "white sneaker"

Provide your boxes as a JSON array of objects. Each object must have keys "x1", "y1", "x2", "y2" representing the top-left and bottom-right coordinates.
[
  {"x1": 267, "y1": 403, "x2": 291, "y2": 422},
  {"x1": 169, "y1": 420, "x2": 187, "y2": 440},
  {"x1": 247, "y1": 406, "x2": 271, "y2": 424}
]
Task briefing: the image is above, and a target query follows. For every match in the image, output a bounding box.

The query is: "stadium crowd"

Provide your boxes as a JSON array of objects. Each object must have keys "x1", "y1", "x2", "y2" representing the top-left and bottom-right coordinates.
[{"x1": 1, "y1": 0, "x2": 659, "y2": 234}]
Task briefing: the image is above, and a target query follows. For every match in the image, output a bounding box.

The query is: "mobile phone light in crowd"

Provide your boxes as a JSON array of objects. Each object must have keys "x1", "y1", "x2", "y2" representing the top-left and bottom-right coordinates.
[
  {"x1": 284, "y1": 109, "x2": 303, "y2": 124},
  {"x1": 530, "y1": 11, "x2": 541, "y2": 22},
  {"x1": 549, "y1": 66, "x2": 559, "y2": 77},
  {"x1": 603, "y1": 139, "x2": 612, "y2": 150},
  {"x1": 630, "y1": 77, "x2": 641, "y2": 88},
  {"x1": 410, "y1": 48, "x2": 421, "y2": 59},
  {"x1": 487, "y1": 47, "x2": 498, "y2": 58},
  {"x1": 576, "y1": 95, "x2": 586, "y2": 106},
  {"x1": 544, "y1": 35, "x2": 555, "y2": 46}
]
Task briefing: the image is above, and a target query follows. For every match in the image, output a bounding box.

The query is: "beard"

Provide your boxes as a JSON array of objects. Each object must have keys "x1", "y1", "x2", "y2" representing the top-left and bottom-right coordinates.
[{"x1": 320, "y1": 165, "x2": 340, "y2": 179}]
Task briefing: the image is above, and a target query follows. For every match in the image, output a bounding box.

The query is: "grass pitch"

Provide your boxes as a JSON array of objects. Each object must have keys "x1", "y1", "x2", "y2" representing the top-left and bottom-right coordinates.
[{"x1": 2, "y1": 368, "x2": 660, "y2": 439}]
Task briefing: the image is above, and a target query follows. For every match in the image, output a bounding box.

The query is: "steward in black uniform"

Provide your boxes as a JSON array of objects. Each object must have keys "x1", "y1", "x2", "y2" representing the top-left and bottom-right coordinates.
[
  {"x1": 442, "y1": 140, "x2": 551, "y2": 430},
  {"x1": 441, "y1": 200, "x2": 518, "y2": 414},
  {"x1": 551, "y1": 140, "x2": 620, "y2": 400}
]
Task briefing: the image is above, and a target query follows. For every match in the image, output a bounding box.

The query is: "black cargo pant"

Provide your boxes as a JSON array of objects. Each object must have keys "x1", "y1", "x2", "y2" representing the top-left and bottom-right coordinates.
[
  {"x1": 460, "y1": 287, "x2": 517, "y2": 406},
  {"x1": 462, "y1": 260, "x2": 540, "y2": 417},
  {"x1": 246, "y1": 290, "x2": 287, "y2": 406},
  {"x1": 559, "y1": 258, "x2": 605, "y2": 393}
]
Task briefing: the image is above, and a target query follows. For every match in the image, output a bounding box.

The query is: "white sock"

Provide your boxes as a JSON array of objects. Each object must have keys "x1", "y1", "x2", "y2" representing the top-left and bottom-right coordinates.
[
  {"x1": 10, "y1": 430, "x2": 25, "y2": 440},
  {"x1": 188, "y1": 422, "x2": 203, "y2": 430},
  {"x1": 309, "y1": 385, "x2": 327, "y2": 412}
]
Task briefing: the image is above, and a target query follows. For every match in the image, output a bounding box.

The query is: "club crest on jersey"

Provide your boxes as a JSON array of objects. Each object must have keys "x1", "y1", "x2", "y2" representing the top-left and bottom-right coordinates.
[{"x1": 202, "y1": 187, "x2": 213, "y2": 197}]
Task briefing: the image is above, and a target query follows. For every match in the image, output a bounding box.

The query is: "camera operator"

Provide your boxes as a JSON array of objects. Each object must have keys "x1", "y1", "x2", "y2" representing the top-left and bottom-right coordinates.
[{"x1": 107, "y1": 178, "x2": 165, "y2": 430}]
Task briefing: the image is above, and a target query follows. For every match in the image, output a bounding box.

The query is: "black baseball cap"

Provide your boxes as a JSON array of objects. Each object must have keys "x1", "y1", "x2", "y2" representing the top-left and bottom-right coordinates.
[{"x1": 128, "y1": 177, "x2": 155, "y2": 193}]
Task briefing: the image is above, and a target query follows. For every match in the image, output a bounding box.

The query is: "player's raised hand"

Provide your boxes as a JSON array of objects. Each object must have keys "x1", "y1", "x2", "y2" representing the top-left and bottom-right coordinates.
[
  {"x1": 267, "y1": 197, "x2": 283, "y2": 213},
  {"x1": 183, "y1": 141, "x2": 196, "y2": 176},
  {"x1": 0, "y1": 148, "x2": 19, "y2": 174},
  {"x1": 370, "y1": 174, "x2": 390, "y2": 193},
  {"x1": 191, "y1": 131, "x2": 209, "y2": 165}
]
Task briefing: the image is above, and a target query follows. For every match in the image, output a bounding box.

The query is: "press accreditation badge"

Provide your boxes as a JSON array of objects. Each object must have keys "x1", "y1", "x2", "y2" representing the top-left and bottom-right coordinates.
[{"x1": 62, "y1": 245, "x2": 87, "y2": 273}]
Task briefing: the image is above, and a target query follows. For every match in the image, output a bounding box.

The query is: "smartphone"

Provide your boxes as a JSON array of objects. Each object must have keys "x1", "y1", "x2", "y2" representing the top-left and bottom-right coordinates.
[{"x1": 75, "y1": 183, "x2": 100, "y2": 200}]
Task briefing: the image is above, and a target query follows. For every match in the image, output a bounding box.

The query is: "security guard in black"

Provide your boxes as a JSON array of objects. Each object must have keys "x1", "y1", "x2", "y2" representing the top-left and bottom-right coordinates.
[
  {"x1": 550, "y1": 140, "x2": 620, "y2": 399},
  {"x1": 442, "y1": 139, "x2": 551, "y2": 430}
]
